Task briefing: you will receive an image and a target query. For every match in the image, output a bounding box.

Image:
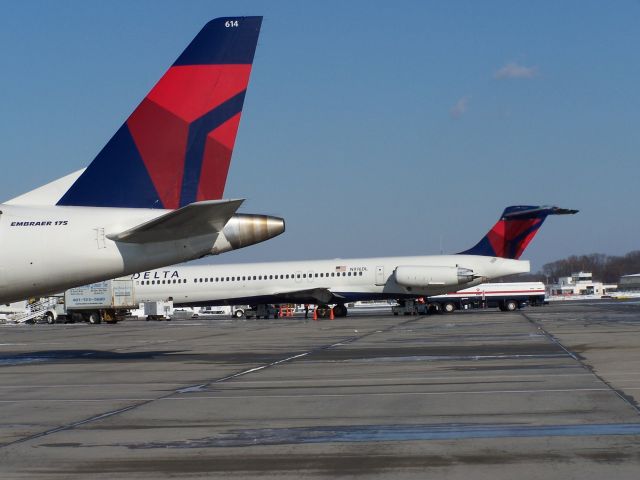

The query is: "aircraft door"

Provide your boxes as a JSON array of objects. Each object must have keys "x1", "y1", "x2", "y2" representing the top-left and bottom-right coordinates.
[{"x1": 375, "y1": 266, "x2": 385, "y2": 286}]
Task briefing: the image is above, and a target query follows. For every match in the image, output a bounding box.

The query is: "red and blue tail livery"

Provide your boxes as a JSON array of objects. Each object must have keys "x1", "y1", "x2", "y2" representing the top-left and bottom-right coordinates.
[
  {"x1": 459, "y1": 206, "x2": 578, "y2": 259},
  {"x1": 58, "y1": 16, "x2": 262, "y2": 209}
]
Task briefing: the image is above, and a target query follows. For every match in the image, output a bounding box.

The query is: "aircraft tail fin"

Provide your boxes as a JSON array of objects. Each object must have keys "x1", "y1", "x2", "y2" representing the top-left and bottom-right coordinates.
[
  {"x1": 458, "y1": 205, "x2": 578, "y2": 259},
  {"x1": 57, "y1": 16, "x2": 262, "y2": 209}
]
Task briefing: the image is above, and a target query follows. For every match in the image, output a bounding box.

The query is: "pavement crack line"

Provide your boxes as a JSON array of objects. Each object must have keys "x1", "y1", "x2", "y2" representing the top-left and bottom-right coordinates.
[
  {"x1": 0, "y1": 315, "x2": 425, "y2": 449},
  {"x1": 519, "y1": 311, "x2": 640, "y2": 416}
]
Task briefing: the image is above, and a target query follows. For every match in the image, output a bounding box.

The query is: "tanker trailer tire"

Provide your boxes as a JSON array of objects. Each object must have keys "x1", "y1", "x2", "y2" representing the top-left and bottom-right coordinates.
[
  {"x1": 505, "y1": 300, "x2": 518, "y2": 311},
  {"x1": 443, "y1": 302, "x2": 456, "y2": 313}
]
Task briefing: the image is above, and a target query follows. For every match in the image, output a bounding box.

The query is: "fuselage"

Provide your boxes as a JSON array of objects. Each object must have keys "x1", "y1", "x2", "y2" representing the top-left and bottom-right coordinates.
[
  {"x1": 130, "y1": 255, "x2": 530, "y2": 307},
  {"x1": 0, "y1": 204, "x2": 219, "y2": 304}
]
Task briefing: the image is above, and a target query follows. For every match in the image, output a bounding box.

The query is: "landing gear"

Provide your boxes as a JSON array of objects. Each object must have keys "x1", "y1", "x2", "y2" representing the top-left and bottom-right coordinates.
[
  {"x1": 313, "y1": 304, "x2": 345, "y2": 319},
  {"x1": 333, "y1": 304, "x2": 348, "y2": 318},
  {"x1": 245, "y1": 304, "x2": 277, "y2": 319}
]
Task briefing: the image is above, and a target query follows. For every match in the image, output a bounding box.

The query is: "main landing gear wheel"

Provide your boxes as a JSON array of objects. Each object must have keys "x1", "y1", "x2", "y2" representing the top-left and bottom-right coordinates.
[{"x1": 333, "y1": 304, "x2": 348, "y2": 318}]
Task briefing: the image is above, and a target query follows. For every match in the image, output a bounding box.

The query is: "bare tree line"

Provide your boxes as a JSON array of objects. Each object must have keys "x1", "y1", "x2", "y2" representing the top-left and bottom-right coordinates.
[{"x1": 505, "y1": 250, "x2": 640, "y2": 283}]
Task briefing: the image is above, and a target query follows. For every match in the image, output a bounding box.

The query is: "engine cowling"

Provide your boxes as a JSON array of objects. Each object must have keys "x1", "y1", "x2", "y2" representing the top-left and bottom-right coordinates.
[
  {"x1": 210, "y1": 214, "x2": 285, "y2": 255},
  {"x1": 394, "y1": 265, "x2": 475, "y2": 288}
]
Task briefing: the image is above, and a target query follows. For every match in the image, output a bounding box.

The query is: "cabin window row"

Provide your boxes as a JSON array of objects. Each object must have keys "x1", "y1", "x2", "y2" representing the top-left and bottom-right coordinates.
[
  {"x1": 136, "y1": 279, "x2": 187, "y2": 285},
  {"x1": 192, "y1": 271, "x2": 365, "y2": 283}
]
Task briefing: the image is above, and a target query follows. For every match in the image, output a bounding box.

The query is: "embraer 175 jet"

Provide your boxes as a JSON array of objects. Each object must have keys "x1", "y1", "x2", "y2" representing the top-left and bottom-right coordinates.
[
  {"x1": 131, "y1": 205, "x2": 577, "y2": 317},
  {"x1": 0, "y1": 16, "x2": 285, "y2": 304}
]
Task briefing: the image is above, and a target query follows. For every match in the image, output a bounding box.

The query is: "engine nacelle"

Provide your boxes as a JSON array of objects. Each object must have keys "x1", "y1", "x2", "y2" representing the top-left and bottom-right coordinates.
[
  {"x1": 210, "y1": 214, "x2": 285, "y2": 255},
  {"x1": 394, "y1": 265, "x2": 475, "y2": 288}
]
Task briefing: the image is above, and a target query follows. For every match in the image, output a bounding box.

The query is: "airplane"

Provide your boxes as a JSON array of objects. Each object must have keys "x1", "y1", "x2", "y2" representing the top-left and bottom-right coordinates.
[
  {"x1": 0, "y1": 16, "x2": 286, "y2": 305},
  {"x1": 129, "y1": 205, "x2": 577, "y2": 317}
]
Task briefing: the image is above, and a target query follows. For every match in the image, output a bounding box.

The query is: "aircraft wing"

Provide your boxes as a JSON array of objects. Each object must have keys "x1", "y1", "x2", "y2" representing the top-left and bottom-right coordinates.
[
  {"x1": 272, "y1": 287, "x2": 345, "y2": 305},
  {"x1": 107, "y1": 199, "x2": 244, "y2": 244}
]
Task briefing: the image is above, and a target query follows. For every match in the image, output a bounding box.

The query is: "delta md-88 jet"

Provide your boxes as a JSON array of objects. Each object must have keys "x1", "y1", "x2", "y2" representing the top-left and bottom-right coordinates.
[
  {"x1": 0, "y1": 17, "x2": 286, "y2": 304},
  {"x1": 131, "y1": 206, "x2": 577, "y2": 317}
]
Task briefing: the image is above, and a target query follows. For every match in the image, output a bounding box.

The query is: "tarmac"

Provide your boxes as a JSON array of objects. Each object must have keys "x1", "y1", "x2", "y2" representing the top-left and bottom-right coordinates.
[{"x1": 1, "y1": 300, "x2": 640, "y2": 479}]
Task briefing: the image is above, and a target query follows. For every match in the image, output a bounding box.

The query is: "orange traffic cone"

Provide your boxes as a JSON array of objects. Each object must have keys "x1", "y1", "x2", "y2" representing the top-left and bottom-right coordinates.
[
  {"x1": 329, "y1": 308, "x2": 334, "y2": 320},
  {"x1": 313, "y1": 308, "x2": 318, "y2": 320}
]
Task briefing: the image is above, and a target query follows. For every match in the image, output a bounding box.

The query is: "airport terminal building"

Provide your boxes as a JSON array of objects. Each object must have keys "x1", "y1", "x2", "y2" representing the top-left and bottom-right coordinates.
[{"x1": 547, "y1": 272, "x2": 617, "y2": 297}]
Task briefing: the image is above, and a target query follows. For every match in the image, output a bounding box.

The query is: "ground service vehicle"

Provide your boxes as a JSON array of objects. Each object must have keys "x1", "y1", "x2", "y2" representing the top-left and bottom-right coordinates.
[
  {"x1": 244, "y1": 304, "x2": 278, "y2": 319},
  {"x1": 43, "y1": 279, "x2": 137, "y2": 324},
  {"x1": 392, "y1": 282, "x2": 546, "y2": 315},
  {"x1": 143, "y1": 301, "x2": 174, "y2": 321},
  {"x1": 199, "y1": 306, "x2": 246, "y2": 318}
]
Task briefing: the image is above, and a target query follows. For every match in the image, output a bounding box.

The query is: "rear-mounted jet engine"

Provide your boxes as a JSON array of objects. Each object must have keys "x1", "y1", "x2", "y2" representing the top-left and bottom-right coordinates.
[
  {"x1": 394, "y1": 265, "x2": 476, "y2": 288},
  {"x1": 211, "y1": 214, "x2": 285, "y2": 255}
]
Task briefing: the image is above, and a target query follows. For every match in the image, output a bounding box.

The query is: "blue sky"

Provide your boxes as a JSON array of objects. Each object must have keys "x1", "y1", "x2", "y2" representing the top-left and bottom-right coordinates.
[{"x1": 1, "y1": 1, "x2": 638, "y2": 270}]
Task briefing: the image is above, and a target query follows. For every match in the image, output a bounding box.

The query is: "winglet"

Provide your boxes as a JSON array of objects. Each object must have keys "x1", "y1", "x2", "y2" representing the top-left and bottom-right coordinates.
[{"x1": 459, "y1": 205, "x2": 578, "y2": 259}]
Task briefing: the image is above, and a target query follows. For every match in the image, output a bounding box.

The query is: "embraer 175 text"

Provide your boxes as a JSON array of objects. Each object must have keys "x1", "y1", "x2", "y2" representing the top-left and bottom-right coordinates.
[
  {"x1": 131, "y1": 206, "x2": 576, "y2": 317},
  {"x1": 0, "y1": 17, "x2": 285, "y2": 304}
]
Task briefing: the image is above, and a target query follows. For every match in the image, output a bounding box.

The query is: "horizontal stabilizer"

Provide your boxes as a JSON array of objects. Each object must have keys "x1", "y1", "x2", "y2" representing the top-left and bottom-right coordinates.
[
  {"x1": 502, "y1": 206, "x2": 579, "y2": 218},
  {"x1": 107, "y1": 199, "x2": 243, "y2": 243}
]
